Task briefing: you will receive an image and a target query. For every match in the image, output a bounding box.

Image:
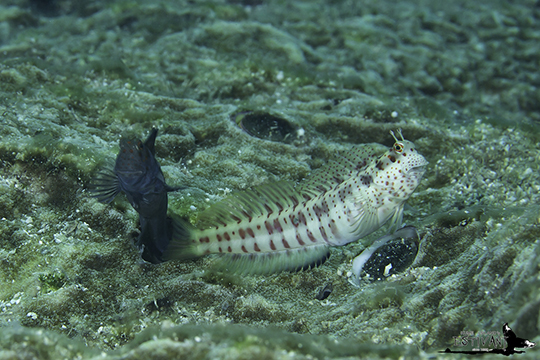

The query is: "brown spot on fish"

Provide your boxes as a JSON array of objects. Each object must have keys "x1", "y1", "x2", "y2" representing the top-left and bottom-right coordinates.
[
  {"x1": 296, "y1": 233, "x2": 305, "y2": 246},
  {"x1": 224, "y1": 232, "x2": 231, "y2": 241},
  {"x1": 360, "y1": 175, "x2": 372, "y2": 186},
  {"x1": 231, "y1": 215, "x2": 242, "y2": 224},
  {"x1": 313, "y1": 205, "x2": 328, "y2": 219},
  {"x1": 254, "y1": 243, "x2": 261, "y2": 252},
  {"x1": 329, "y1": 220, "x2": 339, "y2": 236},
  {"x1": 247, "y1": 227, "x2": 255, "y2": 238},
  {"x1": 321, "y1": 201, "x2": 329, "y2": 214},
  {"x1": 242, "y1": 210, "x2": 253, "y2": 222},
  {"x1": 355, "y1": 160, "x2": 367, "y2": 170},
  {"x1": 227, "y1": 246, "x2": 232, "y2": 252},
  {"x1": 239, "y1": 228, "x2": 246, "y2": 239},
  {"x1": 273, "y1": 219, "x2": 283, "y2": 232},
  {"x1": 307, "y1": 229, "x2": 317, "y2": 243},
  {"x1": 264, "y1": 204, "x2": 273, "y2": 215},
  {"x1": 319, "y1": 226, "x2": 328, "y2": 242},
  {"x1": 298, "y1": 212, "x2": 307, "y2": 226},
  {"x1": 282, "y1": 238, "x2": 291, "y2": 249},
  {"x1": 217, "y1": 234, "x2": 222, "y2": 242},
  {"x1": 270, "y1": 240, "x2": 276, "y2": 251},
  {"x1": 265, "y1": 221, "x2": 273, "y2": 235},
  {"x1": 241, "y1": 245, "x2": 248, "y2": 253}
]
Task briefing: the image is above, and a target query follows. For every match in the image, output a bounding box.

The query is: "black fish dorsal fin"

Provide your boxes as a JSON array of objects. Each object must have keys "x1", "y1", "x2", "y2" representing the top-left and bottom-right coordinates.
[{"x1": 144, "y1": 128, "x2": 158, "y2": 155}]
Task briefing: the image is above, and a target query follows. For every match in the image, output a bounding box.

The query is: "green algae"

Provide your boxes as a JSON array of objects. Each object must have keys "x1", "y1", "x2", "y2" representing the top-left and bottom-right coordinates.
[{"x1": 38, "y1": 270, "x2": 66, "y2": 294}]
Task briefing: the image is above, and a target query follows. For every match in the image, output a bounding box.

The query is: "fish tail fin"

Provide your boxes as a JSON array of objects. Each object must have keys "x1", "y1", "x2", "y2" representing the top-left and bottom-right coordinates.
[{"x1": 163, "y1": 215, "x2": 201, "y2": 261}]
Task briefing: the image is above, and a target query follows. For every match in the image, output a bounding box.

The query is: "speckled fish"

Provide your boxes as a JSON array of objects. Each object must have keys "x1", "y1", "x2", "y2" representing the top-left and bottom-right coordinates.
[
  {"x1": 89, "y1": 128, "x2": 182, "y2": 263},
  {"x1": 165, "y1": 130, "x2": 427, "y2": 273}
]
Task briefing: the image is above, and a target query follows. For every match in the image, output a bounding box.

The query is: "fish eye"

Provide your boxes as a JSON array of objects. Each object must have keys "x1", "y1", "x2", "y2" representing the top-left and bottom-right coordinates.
[{"x1": 393, "y1": 143, "x2": 404, "y2": 153}]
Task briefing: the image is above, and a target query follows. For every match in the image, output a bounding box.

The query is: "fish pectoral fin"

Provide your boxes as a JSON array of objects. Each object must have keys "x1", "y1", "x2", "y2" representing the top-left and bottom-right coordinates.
[
  {"x1": 88, "y1": 167, "x2": 121, "y2": 204},
  {"x1": 386, "y1": 203, "x2": 404, "y2": 234},
  {"x1": 165, "y1": 184, "x2": 187, "y2": 192},
  {"x1": 213, "y1": 245, "x2": 331, "y2": 275}
]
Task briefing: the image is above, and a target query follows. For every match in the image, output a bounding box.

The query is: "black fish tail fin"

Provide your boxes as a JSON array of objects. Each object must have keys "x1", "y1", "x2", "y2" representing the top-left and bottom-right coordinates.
[
  {"x1": 137, "y1": 215, "x2": 173, "y2": 264},
  {"x1": 163, "y1": 215, "x2": 200, "y2": 261},
  {"x1": 145, "y1": 128, "x2": 158, "y2": 155}
]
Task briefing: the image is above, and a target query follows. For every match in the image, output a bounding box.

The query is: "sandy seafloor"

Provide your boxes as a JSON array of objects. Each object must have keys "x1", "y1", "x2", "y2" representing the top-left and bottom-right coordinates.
[{"x1": 0, "y1": 0, "x2": 540, "y2": 359}]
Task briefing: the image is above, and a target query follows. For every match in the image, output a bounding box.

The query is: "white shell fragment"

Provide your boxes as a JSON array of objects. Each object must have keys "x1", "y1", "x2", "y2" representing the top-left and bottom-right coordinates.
[{"x1": 349, "y1": 226, "x2": 420, "y2": 287}]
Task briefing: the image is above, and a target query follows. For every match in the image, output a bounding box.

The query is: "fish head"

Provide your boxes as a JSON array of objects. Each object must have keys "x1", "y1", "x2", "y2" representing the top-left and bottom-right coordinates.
[
  {"x1": 114, "y1": 129, "x2": 164, "y2": 194},
  {"x1": 377, "y1": 130, "x2": 428, "y2": 179},
  {"x1": 370, "y1": 131, "x2": 428, "y2": 203},
  {"x1": 116, "y1": 138, "x2": 152, "y2": 181},
  {"x1": 389, "y1": 138, "x2": 428, "y2": 175}
]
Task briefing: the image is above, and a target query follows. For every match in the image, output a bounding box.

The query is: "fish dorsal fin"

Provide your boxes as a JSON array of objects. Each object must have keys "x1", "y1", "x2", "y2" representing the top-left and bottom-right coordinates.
[
  {"x1": 298, "y1": 144, "x2": 385, "y2": 196},
  {"x1": 197, "y1": 182, "x2": 304, "y2": 229},
  {"x1": 144, "y1": 128, "x2": 158, "y2": 155}
]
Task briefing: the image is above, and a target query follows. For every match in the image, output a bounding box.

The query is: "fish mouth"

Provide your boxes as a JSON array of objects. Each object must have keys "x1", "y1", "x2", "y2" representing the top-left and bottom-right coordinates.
[
  {"x1": 411, "y1": 157, "x2": 429, "y2": 169},
  {"x1": 407, "y1": 163, "x2": 427, "y2": 179},
  {"x1": 407, "y1": 156, "x2": 427, "y2": 170}
]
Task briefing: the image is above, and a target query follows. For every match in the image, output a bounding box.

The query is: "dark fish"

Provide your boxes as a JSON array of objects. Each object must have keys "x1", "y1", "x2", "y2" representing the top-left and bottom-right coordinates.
[
  {"x1": 315, "y1": 283, "x2": 333, "y2": 300},
  {"x1": 89, "y1": 128, "x2": 181, "y2": 263}
]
